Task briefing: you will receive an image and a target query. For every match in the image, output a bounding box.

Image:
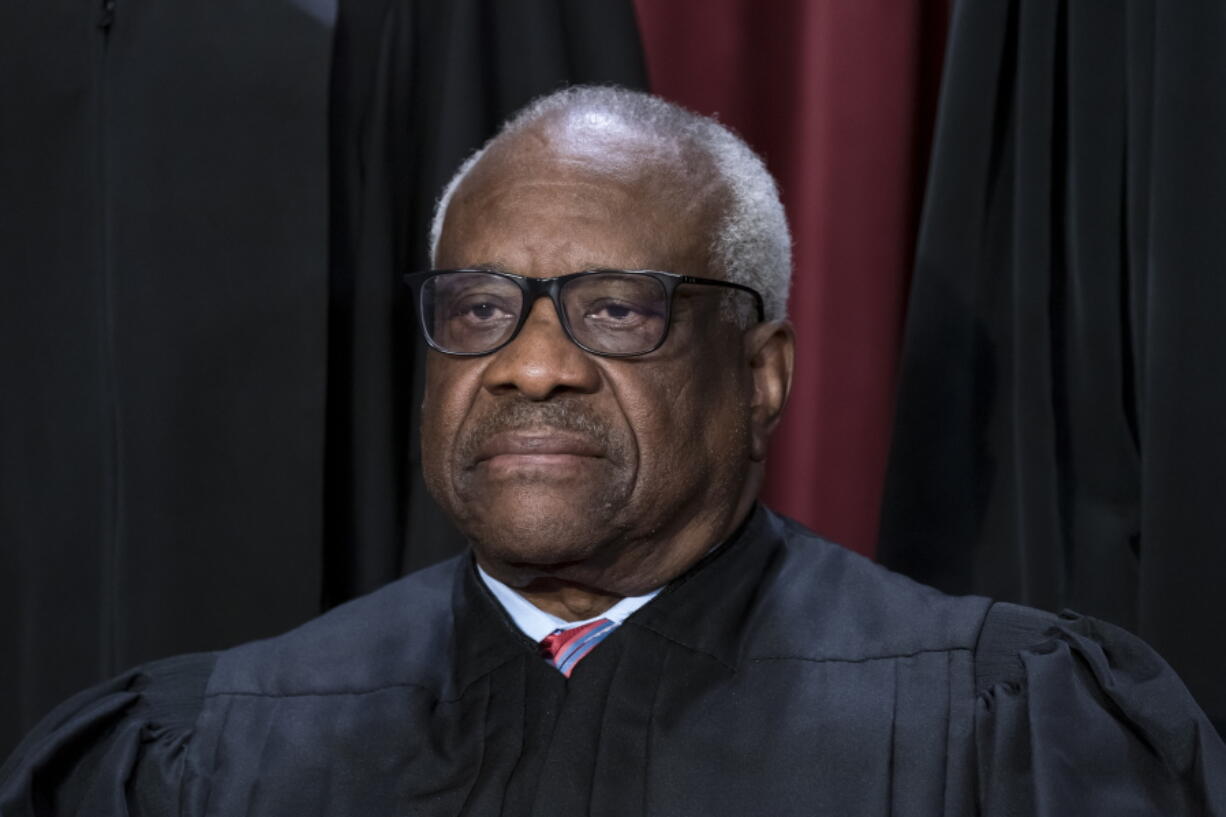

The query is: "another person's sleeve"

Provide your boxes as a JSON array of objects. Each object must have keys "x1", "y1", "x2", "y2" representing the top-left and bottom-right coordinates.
[
  {"x1": 975, "y1": 603, "x2": 1226, "y2": 815},
  {"x1": 0, "y1": 653, "x2": 215, "y2": 817}
]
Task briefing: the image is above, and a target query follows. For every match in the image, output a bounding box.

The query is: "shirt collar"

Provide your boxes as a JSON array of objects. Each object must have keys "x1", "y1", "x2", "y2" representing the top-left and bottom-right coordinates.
[{"x1": 476, "y1": 564, "x2": 662, "y2": 643}]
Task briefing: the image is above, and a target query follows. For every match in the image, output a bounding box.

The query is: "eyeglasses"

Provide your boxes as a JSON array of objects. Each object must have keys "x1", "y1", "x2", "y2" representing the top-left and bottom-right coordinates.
[{"x1": 403, "y1": 269, "x2": 765, "y2": 358}]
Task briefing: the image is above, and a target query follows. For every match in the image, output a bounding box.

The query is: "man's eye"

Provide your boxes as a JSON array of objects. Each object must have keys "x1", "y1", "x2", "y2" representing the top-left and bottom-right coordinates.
[
  {"x1": 598, "y1": 303, "x2": 635, "y2": 320},
  {"x1": 585, "y1": 300, "x2": 654, "y2": 325},
  {"x1": 450, "y1": 298, "x2": 514, "y2": 322},
  {"x1": 465, "y1": 303, "x2": 500, "y2": 320}
]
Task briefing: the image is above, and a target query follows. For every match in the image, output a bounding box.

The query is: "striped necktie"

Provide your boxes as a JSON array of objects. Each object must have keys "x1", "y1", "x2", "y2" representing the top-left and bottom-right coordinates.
[{"x1": 539, "y1": 618, "x2": 617, "y2": 677}]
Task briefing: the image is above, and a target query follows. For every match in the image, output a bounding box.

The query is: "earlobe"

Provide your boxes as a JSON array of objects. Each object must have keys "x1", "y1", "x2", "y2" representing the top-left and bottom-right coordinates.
[{"x1": 744, "y1": 320, "x2": 795, "y2": 462}]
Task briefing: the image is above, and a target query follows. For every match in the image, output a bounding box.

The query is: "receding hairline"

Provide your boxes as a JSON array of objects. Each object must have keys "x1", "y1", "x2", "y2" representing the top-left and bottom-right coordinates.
[
  {"x1": 430, "y1": 86, "x2": 792, "y2": 322},
  {"x1": 444, "y1": 110, "x2": 725, "y2": 232}
]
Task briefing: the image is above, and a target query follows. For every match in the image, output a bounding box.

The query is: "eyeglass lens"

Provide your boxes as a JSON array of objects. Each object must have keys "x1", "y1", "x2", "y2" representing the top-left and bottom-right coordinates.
[{"x1": 421, "y1": 271, "x2": 670, "y2": 356}]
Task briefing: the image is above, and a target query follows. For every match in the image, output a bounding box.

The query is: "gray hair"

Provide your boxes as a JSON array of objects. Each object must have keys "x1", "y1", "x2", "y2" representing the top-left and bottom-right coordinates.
[{"x1": 429, "y1": 85, "x2": 791, "y2": 322}]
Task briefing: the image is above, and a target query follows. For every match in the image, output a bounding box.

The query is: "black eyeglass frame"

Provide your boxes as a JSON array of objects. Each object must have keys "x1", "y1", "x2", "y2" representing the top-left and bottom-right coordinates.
[{"x1": 403, "y1": 268, "x2": 766, "y2": 358}]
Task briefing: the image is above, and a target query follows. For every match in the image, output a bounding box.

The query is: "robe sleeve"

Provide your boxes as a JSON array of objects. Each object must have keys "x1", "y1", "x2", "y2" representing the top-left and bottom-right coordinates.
[
  {"x1": 0, "y1": 653, "x2": 215, "y2": 817},
  {"x1": 974, "y1": 603, "x2": 1226, "y2": 815}
]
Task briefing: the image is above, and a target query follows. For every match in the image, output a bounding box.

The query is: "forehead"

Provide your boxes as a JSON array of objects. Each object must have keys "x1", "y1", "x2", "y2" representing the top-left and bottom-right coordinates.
[{"x1": 436, "y1": 120, "x2": 722, "y2": 277}]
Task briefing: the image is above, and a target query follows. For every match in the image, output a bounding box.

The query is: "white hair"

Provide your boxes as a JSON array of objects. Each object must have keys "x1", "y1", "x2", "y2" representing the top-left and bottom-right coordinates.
[{"x1": 429, "y1": 85, "x2": 792, "y2": 322}]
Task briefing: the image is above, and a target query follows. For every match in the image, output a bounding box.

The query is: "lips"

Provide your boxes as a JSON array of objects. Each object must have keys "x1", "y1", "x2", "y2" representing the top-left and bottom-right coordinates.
[{"x1": 472, "y1": 430, "x2": 606, "y2": 465}]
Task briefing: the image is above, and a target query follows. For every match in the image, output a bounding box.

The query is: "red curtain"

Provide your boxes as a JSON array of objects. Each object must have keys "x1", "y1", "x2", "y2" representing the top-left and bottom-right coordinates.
[{"x1": 633, "y1": 0, "x2": 949, "y2": 556}]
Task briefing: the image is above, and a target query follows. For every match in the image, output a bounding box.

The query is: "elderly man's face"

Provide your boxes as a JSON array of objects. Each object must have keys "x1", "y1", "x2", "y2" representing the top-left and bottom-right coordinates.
[{"x1": 422, "y1": 122, "x2": 775, "y2": 595}]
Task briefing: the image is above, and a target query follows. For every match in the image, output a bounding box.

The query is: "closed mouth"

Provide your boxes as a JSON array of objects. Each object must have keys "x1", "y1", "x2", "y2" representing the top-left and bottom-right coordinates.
[{"x1": 472, "y1": 430, "x2": 606, "y2": 465}]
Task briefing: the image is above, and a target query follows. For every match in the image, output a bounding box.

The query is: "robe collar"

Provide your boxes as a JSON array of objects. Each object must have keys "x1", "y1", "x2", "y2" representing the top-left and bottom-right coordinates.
[{"x1": 448, "y1": 503, "x2": 782, "y2": 689}]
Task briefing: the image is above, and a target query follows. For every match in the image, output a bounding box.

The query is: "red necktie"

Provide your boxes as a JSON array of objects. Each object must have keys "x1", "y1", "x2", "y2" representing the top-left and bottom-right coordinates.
[{"x1": 539, "y1": 618, "x2": 617, "y2": 677}]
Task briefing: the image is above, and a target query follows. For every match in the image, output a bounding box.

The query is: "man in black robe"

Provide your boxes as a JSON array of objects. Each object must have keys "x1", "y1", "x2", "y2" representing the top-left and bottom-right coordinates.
[{"x1": 3, "y1": 86, "x2": 1225, "y2": 816}]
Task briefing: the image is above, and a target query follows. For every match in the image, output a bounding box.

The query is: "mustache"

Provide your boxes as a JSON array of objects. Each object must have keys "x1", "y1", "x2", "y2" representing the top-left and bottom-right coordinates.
[{"x1": 456, "y1": 398, "x2": 625, "y2": 468}]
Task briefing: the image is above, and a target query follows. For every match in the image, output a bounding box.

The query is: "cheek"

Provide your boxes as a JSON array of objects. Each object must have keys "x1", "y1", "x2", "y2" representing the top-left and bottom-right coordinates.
[
  {"x1": 620, "y1": 357, "x2": 745, "y2": 483},
  {"x1": 420, "y1": 359, "x2": 483, "y2": 483}
]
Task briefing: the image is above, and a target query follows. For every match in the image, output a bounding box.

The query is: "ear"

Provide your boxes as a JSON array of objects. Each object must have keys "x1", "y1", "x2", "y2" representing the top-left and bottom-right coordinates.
[{"x1": 743, "y1": 320, "x2": 795, "y2": 462}]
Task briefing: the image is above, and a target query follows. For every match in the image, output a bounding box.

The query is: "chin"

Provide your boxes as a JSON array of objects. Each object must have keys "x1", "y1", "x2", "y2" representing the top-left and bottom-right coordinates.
[{"x1": 458, "y1": 487, "x2": 628, "y2": 570}]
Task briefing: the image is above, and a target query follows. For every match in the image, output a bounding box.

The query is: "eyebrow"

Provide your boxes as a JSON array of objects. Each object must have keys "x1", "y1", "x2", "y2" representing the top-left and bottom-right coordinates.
[
  {"x1": 459, "y1": 261, "x2": 515, "y2": 273},
  {"x1": 449, "y1": 261, "x2": 667, "y2": 275}
]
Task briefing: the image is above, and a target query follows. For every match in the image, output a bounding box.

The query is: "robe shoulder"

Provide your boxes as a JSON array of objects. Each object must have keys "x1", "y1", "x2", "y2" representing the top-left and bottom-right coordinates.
[
  {"x1": 759, "y1": 511, "x2": 1226, "y2": 812},
  {"x1": 206, "y1": 555, "x2": 466, "y2": 698},
  {"x1": 744, "y1": 510, "x2": 995, "y2": 661},
  {"x1": 0, "y1": 557, "x2": 470, "y2": 816},
  {"x1": 973, "y1": 602, "x2": 1226, "y2": 813},
  {"x1": 0, "y1": 652, "x2": 216, "y2": 816}
]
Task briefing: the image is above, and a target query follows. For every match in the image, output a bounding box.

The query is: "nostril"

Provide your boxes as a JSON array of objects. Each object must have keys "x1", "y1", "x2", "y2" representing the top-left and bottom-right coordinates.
[{"x1": 480, "y1": 327, "x2": 602, "y2": 399}]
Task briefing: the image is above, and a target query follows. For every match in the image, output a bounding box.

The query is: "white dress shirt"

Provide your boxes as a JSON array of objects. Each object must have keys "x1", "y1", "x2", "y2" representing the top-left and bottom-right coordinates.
[{"x1": 477, "y1": 564, "x2": 662, "y2": 642}]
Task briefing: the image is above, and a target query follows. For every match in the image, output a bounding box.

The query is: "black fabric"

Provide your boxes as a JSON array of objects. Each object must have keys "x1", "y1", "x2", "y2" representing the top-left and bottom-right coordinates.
[
  {"x1": 879, "y1": 0, "x2": 1226, "y2": 735},
  {"x1": 4, "y1": 506, "x2": 1224, "y2": 815},
  {"x1": 0, "y1": 0, "x2": 336, "y2": 760},
  {"x1": 973, "y1": 601, "x2": 1059, "y2": 692},
  {"x1": 0, "y1": 0, "x2": 646, "y2": 757}
]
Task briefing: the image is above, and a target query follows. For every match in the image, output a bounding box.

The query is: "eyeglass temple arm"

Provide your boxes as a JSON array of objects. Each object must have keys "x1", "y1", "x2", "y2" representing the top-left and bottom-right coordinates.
[{"x1": 678, "y1": 276, "x2": 766, "y2": 322}]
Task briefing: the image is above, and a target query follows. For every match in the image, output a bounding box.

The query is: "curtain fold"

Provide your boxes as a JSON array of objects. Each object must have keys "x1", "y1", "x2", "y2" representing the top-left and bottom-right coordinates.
[
  {"x1": 0, "y1": 0, "x2": 337, "y2": 757},
  {"x1": 880, "y1": 0, "x2": 1226, "y2": 734}
]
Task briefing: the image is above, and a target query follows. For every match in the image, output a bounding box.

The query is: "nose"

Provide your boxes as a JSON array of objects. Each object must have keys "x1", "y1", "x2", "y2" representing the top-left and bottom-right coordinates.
[{"x1": 480, "y1": 296, "x2": 601, "y2": 400}]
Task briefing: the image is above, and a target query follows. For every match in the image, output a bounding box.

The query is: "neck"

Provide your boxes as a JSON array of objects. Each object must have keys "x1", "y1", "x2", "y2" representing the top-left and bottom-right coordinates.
[
  {"x1": 480, "y1": 487, "x2": 759, "y2": 622},
  {"x1": 514, "y1": 578, "x2": 624, "y2": 621}
]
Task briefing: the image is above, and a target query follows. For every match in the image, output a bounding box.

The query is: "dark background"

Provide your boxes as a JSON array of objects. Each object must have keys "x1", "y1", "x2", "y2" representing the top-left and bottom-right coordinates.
[{"x1": 3, "y1": 0, "x2": 1224, "y2": 755}]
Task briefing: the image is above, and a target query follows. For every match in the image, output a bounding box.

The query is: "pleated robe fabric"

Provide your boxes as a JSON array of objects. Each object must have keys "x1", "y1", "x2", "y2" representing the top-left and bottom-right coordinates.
[
  {"x1": 878, "y1": 0, "x2": 1226, "y2": 736},
  {"x1": 0, "y1": 0, "x2": 646, "y2": 756},
  {"x1": 4, "y1": 506, "x2": 1224, "y2": 816}
]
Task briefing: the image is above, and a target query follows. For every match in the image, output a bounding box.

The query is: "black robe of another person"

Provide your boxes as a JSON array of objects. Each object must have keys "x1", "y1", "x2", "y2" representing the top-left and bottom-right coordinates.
[
  {"x1": 877, "y1": 0, "x2": 1226, "y2": 736},
  {"x1": 3, "y1": 506, "x2": 1224, "y2": 816}
]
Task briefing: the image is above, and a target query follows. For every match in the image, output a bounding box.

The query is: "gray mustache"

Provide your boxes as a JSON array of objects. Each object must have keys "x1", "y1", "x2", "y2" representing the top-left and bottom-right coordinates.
[{"x1": 457, "y1": 399, "x2": 624, "y2": 467}]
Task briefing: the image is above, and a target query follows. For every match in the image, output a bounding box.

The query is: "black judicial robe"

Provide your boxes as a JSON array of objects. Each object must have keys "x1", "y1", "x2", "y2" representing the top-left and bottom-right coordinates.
[{"x1": 4, "y1": 507, "x2": 1225, "y2": 816}]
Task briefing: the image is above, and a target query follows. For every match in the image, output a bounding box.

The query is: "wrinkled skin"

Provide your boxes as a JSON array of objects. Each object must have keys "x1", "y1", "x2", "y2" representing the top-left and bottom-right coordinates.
[{"x1": 422, "y1": 110, "x2": 794, "y2": 619}]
